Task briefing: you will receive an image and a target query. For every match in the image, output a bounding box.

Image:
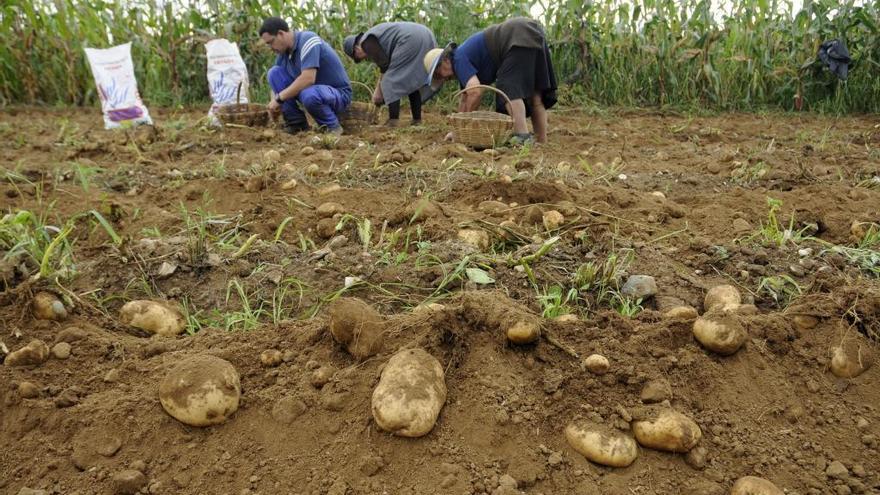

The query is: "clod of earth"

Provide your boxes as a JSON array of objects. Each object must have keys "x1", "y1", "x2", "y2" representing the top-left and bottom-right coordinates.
[
  {"x1": 565, "y1": 422, "x2": 638, "y2": 467},
  {"x1": 119, "y1": 300, "x2": 185, "y2": 337},
  {"x1": 791, "y1": 314, "x2": 819, "y2": 330},
  {"x1": 260, "y1": 349, "x2": 283, "y2": 367},
  {"x1": 158, "y1": 354, "x2": 241, "y2": 427},
  {"x1": 371, "y1": 348, "x2": 446, "y2": 437},
  {"x1": 457, "y1": 229, "x2": 490, "y2": 250},
  {"x1": 317, "y1": 202, "x2": 345, "y2": 218},
  {"x1": 542, "y1": 210, "x2": 564, "y2": 230}
]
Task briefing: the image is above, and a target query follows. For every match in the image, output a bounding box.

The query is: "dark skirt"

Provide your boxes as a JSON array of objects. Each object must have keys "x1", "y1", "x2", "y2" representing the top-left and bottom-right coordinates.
[{"x1": 493, "y1": 43, "x2": 558, "y2": 116}]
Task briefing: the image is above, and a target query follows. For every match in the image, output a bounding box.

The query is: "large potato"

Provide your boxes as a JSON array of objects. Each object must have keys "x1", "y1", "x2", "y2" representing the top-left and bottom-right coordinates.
[
  {"x1": 565, "y1": 422, "x2": 638, "y2": 467},
  {"x1": 693, "y1": 313, "x2": 747, "y2": 355},
  {"x1": 704, "y1": 285, "x2": 741, "y2": 313},
  {"x1": 159, "y1": 354, "x2": 240, "y2": 426},
  {"x1": 120, "y1": 300, "x2": 185, "y2": 336},
  {"x1": 4, "y1": 339, "x2": 50, "y2": 366},
  {"x1": 32, "y1": 291, "x2": 68, "y2": 321},
  {"x1": 730, "y1": 476, "x2": 784, "y2": 495},
  {"x1": 327, "y1": 297, "x2": 384, "y2": 360},
  {"x1": 632, "y1": 409, "x2": 701, "y2": 453},
  {"x1": 371, "y1": 348, "x2": 446, "y2": 437},
  {"x1": 830, "y1": 337, "x2": 875, "y2": 378}
]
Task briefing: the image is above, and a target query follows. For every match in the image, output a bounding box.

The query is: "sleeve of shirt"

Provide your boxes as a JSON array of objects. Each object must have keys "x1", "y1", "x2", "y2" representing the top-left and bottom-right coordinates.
[
  {"x1": 299, "y1": 34, "x2": 323, "y2": 70},
  {"x1": 453, "y1": 54, "x2": 477, "y2": 88}
]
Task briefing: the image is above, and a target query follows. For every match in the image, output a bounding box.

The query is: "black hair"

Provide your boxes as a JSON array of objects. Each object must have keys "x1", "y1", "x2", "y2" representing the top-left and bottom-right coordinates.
[{"x1": 259, "y1": 17, "x2": 289, "y2": 36}]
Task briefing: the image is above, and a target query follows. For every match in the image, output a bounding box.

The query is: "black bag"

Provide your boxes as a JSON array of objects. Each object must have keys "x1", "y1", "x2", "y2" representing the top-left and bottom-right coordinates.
[{"x1": 818, "y1": 39, "x2": 851, "y2": 80}]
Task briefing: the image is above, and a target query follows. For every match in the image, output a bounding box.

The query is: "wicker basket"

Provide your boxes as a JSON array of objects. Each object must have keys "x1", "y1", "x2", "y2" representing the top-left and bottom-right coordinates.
[
  {"x1": 449, "y1": 85, "x2": 513, "y2": 149},
  {"x1": 216, "y1": 82, "x2": 270, "y2": 127},
  {"x1": 339, "y1": 81, "x2": 379, "y2": 131}
]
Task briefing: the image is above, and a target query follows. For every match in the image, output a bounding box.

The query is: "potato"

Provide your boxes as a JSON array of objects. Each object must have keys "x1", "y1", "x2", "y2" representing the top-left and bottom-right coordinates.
[
  {"x1": 158, "y1": 354, "x2": 240, "y2": 427},
  {"x1": 704, "y1": 285, "x2": 741, "y2": 312},
  {"x1": 317, "y1": 202, "x2": 345, "y2": 218},
  {"x1": 830, "y1": 337, "x2": 875, "y2": 378},
  {"x1": 32, "y1": 291, "x2": 67, "y2": 321},
  {"x1": 632, "y1": 409, "x2": 701, "y2": 453},
  {"x1": 327, "y1": 297, "x2": 384, "y2": 360},
  {"x1": 791, "y1": 315, "x2": 819, "y2": 330},
  {"x1": 4, "y1": 339, "x2": 50, "y2": 366},
  {"x1": 664, "y1": 306, "x2": 698, "y2": 320},
  {"x1": 692, "y1": 313, "x2": 747, "y2": 355},
  {"x1": 457, "y1": 229, "x2": 490, "y2": 250},
  {"x1": 565, "y1": 422, "x2": 638, "y2": 467},
  {"x1": 507, "y1": 320, "x2": 540, "y2": 344},
  {"x1": 371, "y1": 348, "x2": 446, "y2": 437},
  {"x1": 119, "y1": 300, "x2": 185, "y2": 337},
  {"x1": 263, "y1": 149, "x2": 281, "y2": 163},
  {"x1": 583, "y1": 354, "x2": 610, "y2": 375},
  {"x1": 461, "y1": 291, "x2": 542, "y2": 345},
  {"x1": 542, "y1": 210, "x2": 564, "y2": 231},
  {"x1": 730, "y1": 476, "x2": 784, "y2": 495}
]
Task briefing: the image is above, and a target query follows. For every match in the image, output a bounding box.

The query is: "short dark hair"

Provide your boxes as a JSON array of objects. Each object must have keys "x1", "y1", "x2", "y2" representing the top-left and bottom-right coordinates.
[{"x1": 259, "y1": 17, "x2": 289, "y2": 36}]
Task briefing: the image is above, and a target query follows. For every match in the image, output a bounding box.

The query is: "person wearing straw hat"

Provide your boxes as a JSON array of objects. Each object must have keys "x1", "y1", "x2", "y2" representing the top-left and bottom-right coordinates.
[
  {"x1": 259, "y1": 17, "x2": 352, "y2": 134},
  {"x1": 423, "y1": 17, "x2": 557, "y2": 145},
  {"x1": 343, "y1": 22, "x2": 436, "y2": 127}
]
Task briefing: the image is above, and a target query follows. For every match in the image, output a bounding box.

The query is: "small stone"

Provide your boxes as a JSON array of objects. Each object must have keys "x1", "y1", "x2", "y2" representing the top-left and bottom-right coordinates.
[
  {"x1": 130, "y1": 460, "x2": 148, "y2": 473},
  {"x1": 281, "y1": 178, "x2": 298, "y2": 190},
  {"x1": 621, "y1": 275, "x2": 658, "y2": 299},
  {"x1": 583, "y1": 354, "x2": 610, "y2": 375},
  {"x1": 359, "y1": 454, "x2": 384, "y2": 476},
  {"x1": 51, "y1": 342, "x2": 71, "y2": 360},
  {"x1": 857, "y1": 418, "x2": 869, "y2": 430},
  {"x1": 547, "y1": 452, "x2": 563, "y2": 466},
  {"x1": 651, "y1": 191, "x2": 666, "y2": 200},
  {"x1": 113, "y1": 469, "x2": 148, "y2": 495},
  {"x1": 851, "y1": 464, "x2": 866, "y2": 478},
  {"x1": 498, "y1": 474, "x2": 517, "y2": 489},
  {"x1": 826, "y1": 460, "x2": 848, "y2": 478},
  {"x1": 260, "y1": 349, "x2": 283, "y2": 368}
]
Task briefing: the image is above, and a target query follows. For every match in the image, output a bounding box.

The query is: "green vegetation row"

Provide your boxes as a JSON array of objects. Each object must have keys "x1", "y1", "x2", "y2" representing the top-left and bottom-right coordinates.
[{"x1": 1, "y1": 0, "x2": 878, "y2": 112}]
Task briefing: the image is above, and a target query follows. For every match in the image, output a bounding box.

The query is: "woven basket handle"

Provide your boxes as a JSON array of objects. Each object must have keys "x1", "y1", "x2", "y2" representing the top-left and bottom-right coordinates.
[
  {"x1": 350, "y1": 80, "x2": 376, "y2": 97},
  {"x1": 453, "y1": 84, "x2": 513, "y2": 109}
]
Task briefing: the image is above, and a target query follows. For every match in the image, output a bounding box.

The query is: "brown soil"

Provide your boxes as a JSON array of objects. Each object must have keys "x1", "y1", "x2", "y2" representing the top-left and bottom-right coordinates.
[{"x1": 2, "y1": 106, "x2": 880, "y2": 495}]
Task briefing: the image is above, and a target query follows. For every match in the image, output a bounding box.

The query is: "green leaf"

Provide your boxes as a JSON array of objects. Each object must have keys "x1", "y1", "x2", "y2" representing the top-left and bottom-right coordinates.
[{"x1": 465, "y1": 267, "x2": 495, "y2": 285}]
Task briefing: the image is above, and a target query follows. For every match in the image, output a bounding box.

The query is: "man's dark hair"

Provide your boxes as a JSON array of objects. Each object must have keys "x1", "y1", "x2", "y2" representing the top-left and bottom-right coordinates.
[{"x1": 259, "y1": 17, "x2": 289, "y2": 36}]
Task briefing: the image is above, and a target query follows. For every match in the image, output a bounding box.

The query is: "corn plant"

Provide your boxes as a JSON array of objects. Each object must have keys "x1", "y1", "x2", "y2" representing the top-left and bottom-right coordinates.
[{"x1": 2, "y1": 0, "x2": 878, "y2": 112}]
